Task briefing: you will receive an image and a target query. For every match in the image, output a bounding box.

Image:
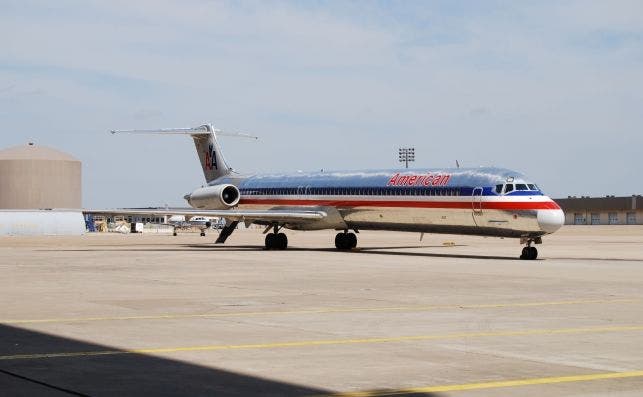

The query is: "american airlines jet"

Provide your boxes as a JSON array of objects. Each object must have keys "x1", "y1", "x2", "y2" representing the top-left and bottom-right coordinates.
[{"x1": 103, "y1": 124, "x2": 564, "y2": 260}]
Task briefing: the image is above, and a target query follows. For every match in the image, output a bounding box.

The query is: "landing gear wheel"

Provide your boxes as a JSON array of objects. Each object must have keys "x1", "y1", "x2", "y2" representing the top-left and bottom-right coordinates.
[
  {"x1": 334, "y1": 233, "x2": 344, "y2": 250},
  {"x1": 335, "y1": 232, "x2": 357, "y2": 250},
  {"x1": 276, "y1": 233, "x2": 288, "y2": 250},
  {"x1": 347, "y1": 232, "x2": 357, "y2": 248},
  {"x1": 265, "y1": 233, "x2": 288, "y2": 250},
  {"x1": 529, "y1": 246, "x2": 538, "y2": 260},
  {"x1": 520, "y1": 246, "x2": 538, "y2": 260},
  {"x1": 265, "y1": 233, "x2": 275, "y2": 250}
]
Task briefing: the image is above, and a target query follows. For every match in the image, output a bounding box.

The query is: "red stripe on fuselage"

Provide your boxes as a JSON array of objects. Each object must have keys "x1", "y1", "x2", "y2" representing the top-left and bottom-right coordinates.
[{"x1": 239, "y1": 198, "x2": 561, "y2": 211}]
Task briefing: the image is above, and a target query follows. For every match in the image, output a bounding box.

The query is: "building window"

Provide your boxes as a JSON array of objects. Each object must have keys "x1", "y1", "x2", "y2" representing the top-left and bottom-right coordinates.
[
  {"x1": 574, "y1": 213, "x2": 586, "y2": 225},
  {"x1": 627, "y1": 212, "x2": 636, "y2": 225},
  {"x1": 591, "y1": 213, "x2": 601, "y2": 225},
  {"x1": 608, "y1": 212, "x2": 619, "y2": 225}
]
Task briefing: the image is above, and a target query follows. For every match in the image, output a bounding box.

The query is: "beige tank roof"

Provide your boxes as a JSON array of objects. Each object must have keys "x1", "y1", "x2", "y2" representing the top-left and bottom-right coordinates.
[{"x1": 0, "y1": 144, "x2": 79, "y2": 161}]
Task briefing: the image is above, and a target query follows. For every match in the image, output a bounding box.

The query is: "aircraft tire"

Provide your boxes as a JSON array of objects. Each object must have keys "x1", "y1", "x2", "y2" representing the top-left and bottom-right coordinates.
[
  {"x1": 276, "y1": 233, "x2": 288, "y2": 250},
  {"x1": 265, "y1": 233, "x2": 276, "y2": 250},
  {"x1": 520, "y1": 247, "x2": 529, "y2": 260},
  {"x1": 335, "y1": 233, "x2": 352, "y2": 250},
  {"x1": 520, "y1": 246, "x2": 538, "y2": 260},
  {"x1": 334, "y1": 233, "x2": 344, "y2": 250},
  {"x1": 529, "y1": 247, "x2": 538, "y2": 260},
  {"x1": 347, "y1": 233, "x2": 357, "y2": 248}
]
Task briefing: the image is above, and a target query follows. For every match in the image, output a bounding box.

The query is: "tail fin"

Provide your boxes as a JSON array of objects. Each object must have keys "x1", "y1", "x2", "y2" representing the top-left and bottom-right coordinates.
[
  {"x1": 192, "y1": 124, "x2": 231, "y2": 183},
  {"x1": 110, "y1": 123, "x2": 257, "y2": 183}
]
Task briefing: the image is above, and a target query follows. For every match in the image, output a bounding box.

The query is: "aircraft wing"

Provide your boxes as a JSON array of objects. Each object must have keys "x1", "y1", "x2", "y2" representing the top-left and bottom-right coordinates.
[{"x1": 84, "y1": 209, "x2": 327, "y2": 223}]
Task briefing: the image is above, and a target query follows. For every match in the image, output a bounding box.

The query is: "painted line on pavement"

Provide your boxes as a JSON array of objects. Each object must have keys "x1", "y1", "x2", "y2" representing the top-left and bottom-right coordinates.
[
  {"x1": 2, "y1": 298, "x2": 637, "y2": 325},
  {"x1": 311, "y1": 370, "x2": 643, "y2": 396},
  {"x1": 1, "y1": 324, "x2": 642, "y2": 361}
]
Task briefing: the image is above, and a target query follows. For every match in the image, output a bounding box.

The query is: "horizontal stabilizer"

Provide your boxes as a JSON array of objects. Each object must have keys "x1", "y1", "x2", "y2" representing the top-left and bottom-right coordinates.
[
  {"x1": 110, "y1": 125, "x2": 257, "y2": 139},
  {"x1": 110, "y1": 123, "x2": 257, "y2": 183}
]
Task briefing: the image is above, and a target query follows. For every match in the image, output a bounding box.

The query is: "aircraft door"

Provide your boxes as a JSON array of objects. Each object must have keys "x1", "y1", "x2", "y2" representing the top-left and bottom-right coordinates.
[{"x1": 472, "y1": 187, "x2": 483, "y2": 225}]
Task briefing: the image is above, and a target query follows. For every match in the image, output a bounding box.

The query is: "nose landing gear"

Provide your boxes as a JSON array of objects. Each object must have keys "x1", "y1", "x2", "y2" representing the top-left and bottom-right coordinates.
[
  {"x1": 520, "y1": 237, "x2": 541, "y2": 260},
  {"x1": 520, "y1": 246, "x2": 538, "y2": 260},
  {"x1": 335, "y1": 231, "x2": 357, "y2": 250}
]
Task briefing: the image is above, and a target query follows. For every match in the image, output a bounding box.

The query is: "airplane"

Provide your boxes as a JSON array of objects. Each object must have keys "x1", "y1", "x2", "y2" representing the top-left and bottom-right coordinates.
[{"x1": 95, "y1": 123, "x2": 564, "y2": 260}]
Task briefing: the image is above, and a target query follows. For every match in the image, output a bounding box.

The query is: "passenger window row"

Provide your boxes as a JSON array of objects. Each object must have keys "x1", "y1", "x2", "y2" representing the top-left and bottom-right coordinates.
[{"x1": 240, "y1": 187, "x2": 463, "y2": 197}]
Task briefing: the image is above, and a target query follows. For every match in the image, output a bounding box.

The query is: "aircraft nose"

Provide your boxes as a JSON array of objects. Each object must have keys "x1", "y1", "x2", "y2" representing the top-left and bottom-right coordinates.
[{"x1": 537, "y1": 209, "x2": 565, "y2": 234}]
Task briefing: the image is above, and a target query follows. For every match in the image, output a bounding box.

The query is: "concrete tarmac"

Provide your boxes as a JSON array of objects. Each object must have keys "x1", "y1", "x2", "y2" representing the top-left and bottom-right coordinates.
[{"x1": 1, "y1": 226, "x2": 642, "y2": 396}]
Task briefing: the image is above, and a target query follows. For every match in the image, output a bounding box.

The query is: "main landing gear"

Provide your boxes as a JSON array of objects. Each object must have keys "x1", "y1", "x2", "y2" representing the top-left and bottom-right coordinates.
[
  {"x1": 520, "y1": 237, "x2": 541, "y2": 260},
  {"x1": 264, "y1": 224, "x2": 288, "y2": 250},
  {"x1": 335, "y1": 231, "x2": 357, "y2": 250},
  {"x1": 265, "y1": 233, "x2": 288, "y2": 250}
]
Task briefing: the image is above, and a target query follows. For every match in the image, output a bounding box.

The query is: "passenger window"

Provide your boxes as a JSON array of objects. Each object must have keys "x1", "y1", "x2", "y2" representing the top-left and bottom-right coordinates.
[
  {"x1": 505, "y1": 184, "x2": 514, "y2": 193},
  {"x1": 516, "y1": 184, "x2": 528, "y2": 191},
  {"x1": 495, "y1": 184, "x2": 503, "y2": 194}
]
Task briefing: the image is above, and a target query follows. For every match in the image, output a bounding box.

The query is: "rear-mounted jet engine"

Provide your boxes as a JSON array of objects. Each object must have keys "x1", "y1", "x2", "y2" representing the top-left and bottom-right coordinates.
[{"x1": 185, "y1": 184, "x2": 240, "y2": 209}]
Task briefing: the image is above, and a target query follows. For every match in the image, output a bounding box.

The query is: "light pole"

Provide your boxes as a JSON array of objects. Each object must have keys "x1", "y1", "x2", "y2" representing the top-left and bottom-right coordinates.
[{"x1": 398, "y1": 147, "x2": 415, "y2": 169}]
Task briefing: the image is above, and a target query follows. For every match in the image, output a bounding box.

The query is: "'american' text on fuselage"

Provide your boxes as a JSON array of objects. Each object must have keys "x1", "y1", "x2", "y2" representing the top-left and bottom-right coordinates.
[{"x1": 387, "y1": 173, "x2": 451, "y2": 187}]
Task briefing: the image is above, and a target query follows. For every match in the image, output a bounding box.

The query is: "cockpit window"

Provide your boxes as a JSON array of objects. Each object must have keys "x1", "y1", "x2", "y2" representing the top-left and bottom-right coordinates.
[
  {"x1": 516, "y1": 183, "x2": 528, "y2": 191},
  {"x1": 495, "y1": 184, "x2": 503, "y2": 194},
  {"x1": 505, "y1": 184, "x2": 514, "y2": 193},
  {"x1": 527, "y1": 184, "x2": 536, "y2": 190}
]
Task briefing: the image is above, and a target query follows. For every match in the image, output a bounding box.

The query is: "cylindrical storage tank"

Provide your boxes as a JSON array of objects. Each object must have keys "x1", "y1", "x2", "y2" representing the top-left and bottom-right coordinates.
[{"x1": 0, "y1": 144, "x2": 81, "y2": 209}]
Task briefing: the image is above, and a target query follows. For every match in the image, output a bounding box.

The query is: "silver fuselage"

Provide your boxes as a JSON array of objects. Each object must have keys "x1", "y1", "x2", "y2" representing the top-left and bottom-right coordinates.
[{"x1": 214, "y1": 167, "x2": 564, "y2": 238}]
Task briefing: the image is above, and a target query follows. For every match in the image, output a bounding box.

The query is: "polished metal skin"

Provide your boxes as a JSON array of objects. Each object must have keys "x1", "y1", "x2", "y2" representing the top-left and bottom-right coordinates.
[
  {"x1": 105, "y1": 124, "x2": 564, "y2": 253},
  {"x1": 215, "y1": 167, "x2": 564, "y2": 238}
]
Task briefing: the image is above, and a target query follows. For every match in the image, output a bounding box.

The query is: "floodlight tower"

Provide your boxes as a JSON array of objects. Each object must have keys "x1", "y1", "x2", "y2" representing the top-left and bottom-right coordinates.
[{"x1": 398, "y1": 147, "x2": 415, "y2": 169}]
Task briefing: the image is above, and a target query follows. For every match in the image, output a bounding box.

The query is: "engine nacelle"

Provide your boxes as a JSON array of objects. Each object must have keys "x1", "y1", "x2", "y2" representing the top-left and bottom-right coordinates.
[{"x1": 185, "y1": 184, "x2": 240, "y2": 209}]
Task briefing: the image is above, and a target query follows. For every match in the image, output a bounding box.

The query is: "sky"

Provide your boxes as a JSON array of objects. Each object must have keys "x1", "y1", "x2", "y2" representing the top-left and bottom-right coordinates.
[{"x1": 1, "y1": 0, "x2": 642, "y2": 207}]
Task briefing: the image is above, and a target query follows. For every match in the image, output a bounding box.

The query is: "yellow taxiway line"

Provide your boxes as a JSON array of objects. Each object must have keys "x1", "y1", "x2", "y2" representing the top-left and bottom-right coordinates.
[
  {"x1": 312, "y1": 370, "x2": 643, "y2": 396},
  {"x1": 2, "y1": 298, "x2": 637, "y2": 325},
  {"x1": 1, "y1": 324, "x2": 642, "y2": 361}
]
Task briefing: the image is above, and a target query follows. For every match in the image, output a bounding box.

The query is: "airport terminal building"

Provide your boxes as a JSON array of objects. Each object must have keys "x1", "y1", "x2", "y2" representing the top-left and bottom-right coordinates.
[{"x1": 555, "y1": 195, "x2": 642, "y2": 225}]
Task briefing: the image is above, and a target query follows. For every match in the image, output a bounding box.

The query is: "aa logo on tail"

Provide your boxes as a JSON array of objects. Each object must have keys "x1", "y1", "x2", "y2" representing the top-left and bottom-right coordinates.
[{"x1": 204, "y1": 143, "x2": 218, "y2": 170}]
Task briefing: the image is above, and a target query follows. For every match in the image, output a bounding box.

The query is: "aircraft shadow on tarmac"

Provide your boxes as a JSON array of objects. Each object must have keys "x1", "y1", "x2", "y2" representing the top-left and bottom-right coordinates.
[
  {"x1": 45, "y1": 245, "x2": 643, "y2": 262},
  {"x1": 42, "y1": 244, "x2": 519, "y2": 261},
  {"x1": 191, "y1": 245, "x2": 519, "y2": 261},
  {"x1": 0, "y1": 324, "x2": 442, "y2": 397}
]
